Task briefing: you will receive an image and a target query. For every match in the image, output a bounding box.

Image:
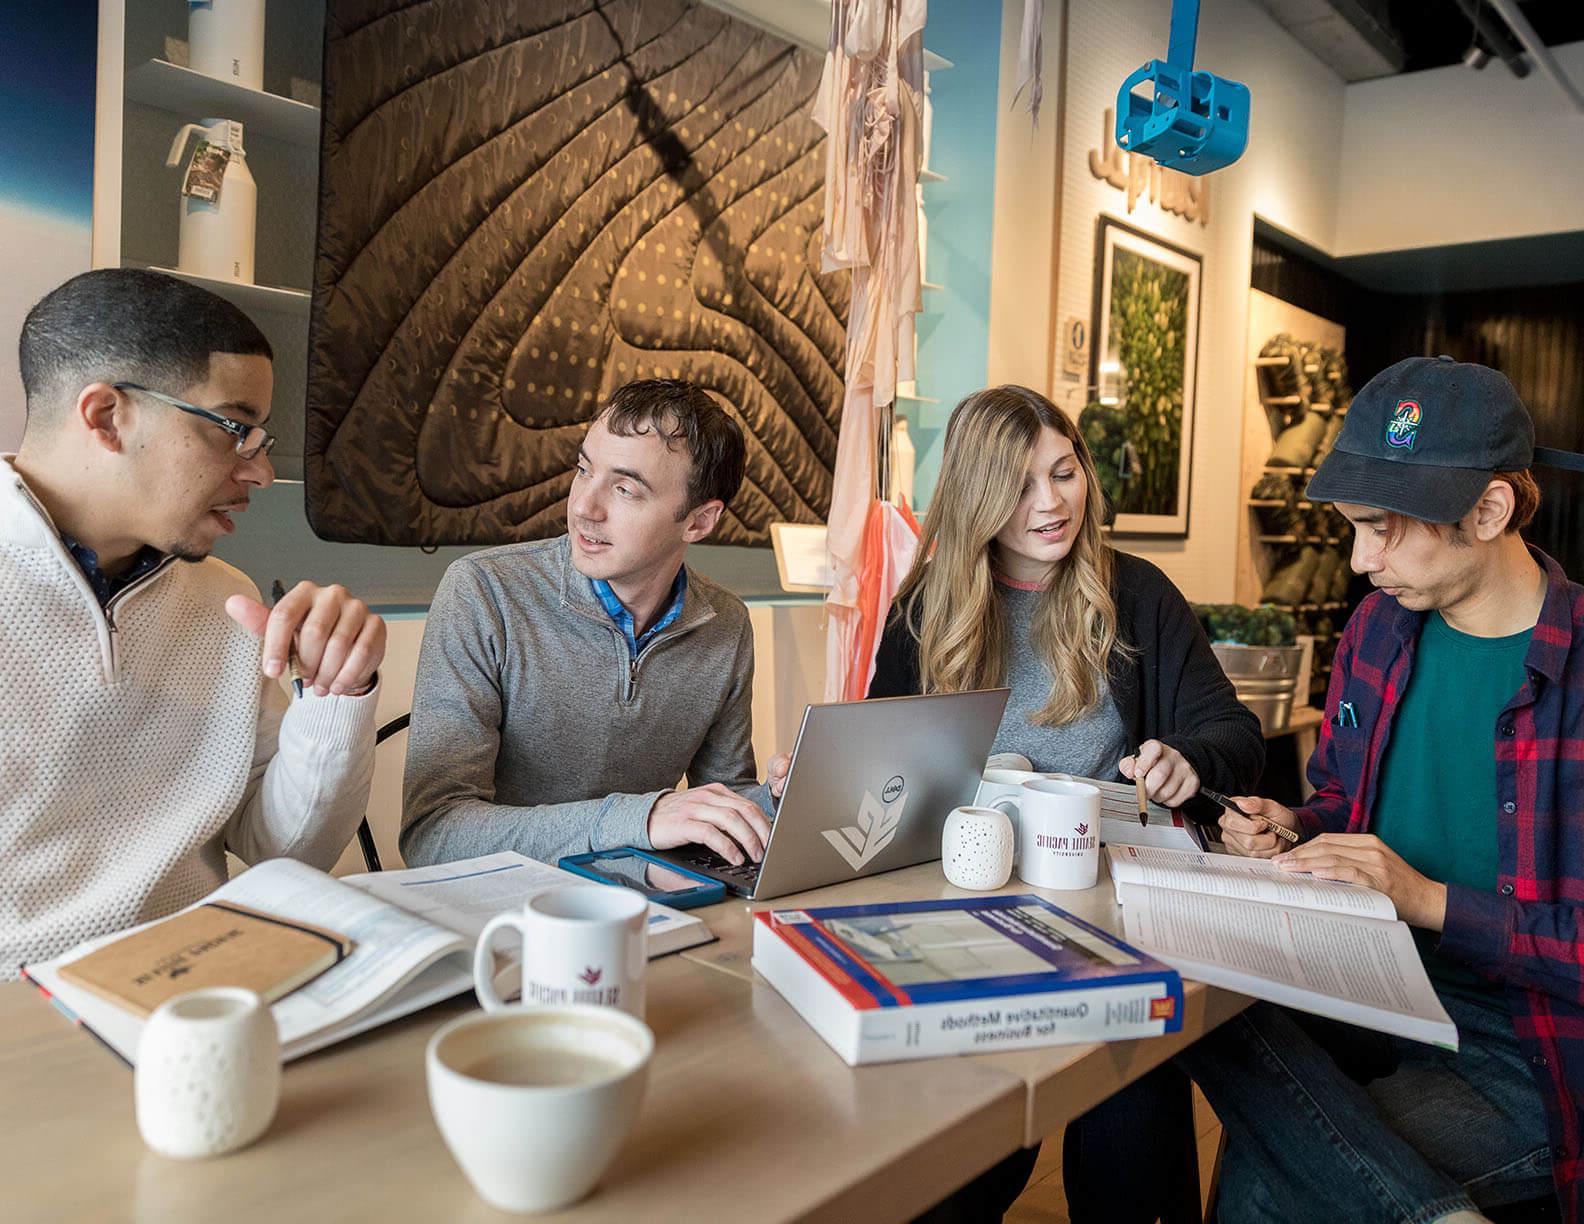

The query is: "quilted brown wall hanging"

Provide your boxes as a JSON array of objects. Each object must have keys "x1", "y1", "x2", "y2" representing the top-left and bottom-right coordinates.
[{"x1": 306, "y1": 0, "x2": 848, "y2": 546}]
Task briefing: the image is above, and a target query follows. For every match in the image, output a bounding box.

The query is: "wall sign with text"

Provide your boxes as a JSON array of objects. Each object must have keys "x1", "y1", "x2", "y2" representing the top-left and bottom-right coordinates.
[{"x1": 1087, "y1": 107, "x2": 1210, "y2": 228}]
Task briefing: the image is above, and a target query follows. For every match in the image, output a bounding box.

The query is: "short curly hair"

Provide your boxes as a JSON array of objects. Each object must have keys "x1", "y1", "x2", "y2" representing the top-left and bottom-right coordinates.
[
  {"x1": 598, "y1": 379, "x2": 746, "y2": 513},
  {"x1": 20, "y1": 269, "x2": 271, "y2": 428}
]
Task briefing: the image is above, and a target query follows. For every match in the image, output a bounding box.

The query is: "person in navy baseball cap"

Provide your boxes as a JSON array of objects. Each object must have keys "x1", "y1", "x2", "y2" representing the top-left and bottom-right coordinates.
[
  {"x1": 1305, "y1": 354, "x2": 1535, "y2": 523},
  {"x1": 1184, "y1": 356, "x2": 1584, "y2": 1223}
]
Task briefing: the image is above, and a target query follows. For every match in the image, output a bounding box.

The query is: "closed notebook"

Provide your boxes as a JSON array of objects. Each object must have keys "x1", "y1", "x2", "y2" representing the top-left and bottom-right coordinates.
[{"x1": 57, "y1": 901, "x2": 354, "y2": 1018}]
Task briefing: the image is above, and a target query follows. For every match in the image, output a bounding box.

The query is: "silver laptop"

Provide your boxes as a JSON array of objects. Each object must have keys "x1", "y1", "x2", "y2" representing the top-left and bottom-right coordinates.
[{"x1": 655, "y1": 689, "x2": 1011, "y2": 900}]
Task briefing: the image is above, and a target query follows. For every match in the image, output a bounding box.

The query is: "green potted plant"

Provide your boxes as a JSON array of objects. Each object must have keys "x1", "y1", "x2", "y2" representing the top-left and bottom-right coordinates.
[{"x1": 1191, "y1": 604, "x2": 1305, "y2": 732}]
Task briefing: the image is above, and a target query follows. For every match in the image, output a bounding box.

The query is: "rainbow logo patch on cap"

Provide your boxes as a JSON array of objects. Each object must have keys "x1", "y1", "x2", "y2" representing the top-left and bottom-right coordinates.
[{"x1": 1386, "y1": 399, "x2": 1421, "y2": 450}]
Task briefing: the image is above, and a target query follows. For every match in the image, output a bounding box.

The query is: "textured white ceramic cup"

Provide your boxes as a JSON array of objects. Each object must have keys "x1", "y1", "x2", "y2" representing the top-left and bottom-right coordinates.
[
  {"x1": 942, "y1": 806, "x2": 1016, "y2": 890},
  {"x1": 427, "y1": 1004, "x2": 653, "y2": 1213},
  {"x1": 134, "y1": 987, "x2": 281, "y2": 1159}
]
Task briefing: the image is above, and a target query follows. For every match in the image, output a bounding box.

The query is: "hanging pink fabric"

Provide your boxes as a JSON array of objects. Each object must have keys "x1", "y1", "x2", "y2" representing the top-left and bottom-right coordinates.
[{"x1": 813, "y1": 0, "x2": 926, "y2": 701}]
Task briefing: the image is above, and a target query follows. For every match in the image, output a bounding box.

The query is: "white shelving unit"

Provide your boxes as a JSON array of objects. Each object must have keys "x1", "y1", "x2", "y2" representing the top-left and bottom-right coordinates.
[
  {"x1": 124, "y1": 59, "x2": 320, "y2": 147},
  {"x1": 95, "y1": 1, "x2": 326, "y2": 478},
  {"x1": 143, "y1": 265, "x2": 311, "y2": 318}
]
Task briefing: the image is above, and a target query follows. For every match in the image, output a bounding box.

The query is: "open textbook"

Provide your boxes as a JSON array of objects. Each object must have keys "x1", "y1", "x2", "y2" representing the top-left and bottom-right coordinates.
[
  {"x1": 23, "y1": 852, "x2": 712, "y2": 1065},
  {"x1": 1084, "y1": 777, "x2": 1206, "y2": 851},
  {"x1": 1106, "y1": 844, "x2": 1458, "y2": 1049}
]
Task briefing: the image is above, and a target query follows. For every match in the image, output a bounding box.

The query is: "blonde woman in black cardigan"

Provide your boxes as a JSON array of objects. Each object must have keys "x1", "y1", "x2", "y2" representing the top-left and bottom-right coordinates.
[{"x1": 880, "y1": 385, "x2": 1263, "y2": 1224}]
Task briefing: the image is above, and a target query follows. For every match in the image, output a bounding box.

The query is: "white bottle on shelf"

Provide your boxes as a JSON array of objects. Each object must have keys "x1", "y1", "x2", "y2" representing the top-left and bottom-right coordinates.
[
  {"x1": 167, "y1": 119, "x2": 257, "y2": 284},
  {"x1": 188, "y1": 0, "x2": 266, "y2": 91}
]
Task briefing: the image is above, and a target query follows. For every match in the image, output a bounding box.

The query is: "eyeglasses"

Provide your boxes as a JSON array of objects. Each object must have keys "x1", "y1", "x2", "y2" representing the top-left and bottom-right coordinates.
[{"x1": 112, "y1": 381, "x2": 277, "y2": 460}]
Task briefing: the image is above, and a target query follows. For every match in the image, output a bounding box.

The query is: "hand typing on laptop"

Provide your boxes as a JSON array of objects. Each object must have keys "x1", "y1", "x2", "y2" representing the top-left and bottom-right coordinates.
[{"x1": 648, "y1": 784, "x2": 772, "y2": 866}]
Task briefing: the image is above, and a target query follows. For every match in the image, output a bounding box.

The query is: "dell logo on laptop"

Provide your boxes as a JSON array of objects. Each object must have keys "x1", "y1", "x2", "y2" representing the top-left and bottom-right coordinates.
[{"x1": 882, "y1": 775, "x2": 905, "y2": 803}]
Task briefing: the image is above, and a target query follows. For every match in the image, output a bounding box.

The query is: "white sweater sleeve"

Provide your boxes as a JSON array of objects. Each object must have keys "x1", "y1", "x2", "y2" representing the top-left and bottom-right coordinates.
[{"x1": 223, "y1": 672, "x2": 380, "y2": 869}]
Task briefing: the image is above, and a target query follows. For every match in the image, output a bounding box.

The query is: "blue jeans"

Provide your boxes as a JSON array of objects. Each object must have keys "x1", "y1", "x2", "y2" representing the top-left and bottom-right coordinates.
[{"x1": 1179, "y1": 991, "x2": 1554, "y2": 1224}]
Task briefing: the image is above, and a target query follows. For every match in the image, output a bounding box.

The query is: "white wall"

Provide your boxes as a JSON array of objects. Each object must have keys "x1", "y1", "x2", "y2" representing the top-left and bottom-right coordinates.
[
  {"x1": 1337, "y1": 41, "x2": 1584, "y2": 255},
  {"x1": 1043, "y1": 0, "x2": 1345, "y2": 601},
  {"x1": 986, "y1": 0, "x2": 1066, "y2": 390}
]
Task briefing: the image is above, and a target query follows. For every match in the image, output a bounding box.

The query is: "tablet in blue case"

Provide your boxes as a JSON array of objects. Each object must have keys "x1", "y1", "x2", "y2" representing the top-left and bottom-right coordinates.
[{"x1": 557, "y1": 849, "x2": 727, "y2": 909}]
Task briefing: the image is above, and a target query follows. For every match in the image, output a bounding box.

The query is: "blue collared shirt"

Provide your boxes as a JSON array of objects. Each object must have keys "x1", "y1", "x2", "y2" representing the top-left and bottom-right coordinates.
[
  {"x1": 591, "y1": 568, "x2": 688, "y2": 659},
  {"x1": 62, "y1": 534, "x2": 166, "y2": 608}
]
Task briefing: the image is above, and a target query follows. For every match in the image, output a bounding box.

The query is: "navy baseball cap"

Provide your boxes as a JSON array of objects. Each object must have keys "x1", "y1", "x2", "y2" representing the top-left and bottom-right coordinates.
[{"x1": 1305, "y1": 355, "x2": 1534, "y2": 523}]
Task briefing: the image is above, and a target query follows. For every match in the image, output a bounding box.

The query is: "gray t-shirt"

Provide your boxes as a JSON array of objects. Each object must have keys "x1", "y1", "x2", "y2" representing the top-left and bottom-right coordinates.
[{"x1": 990, "y1": 582, "x2": 1128, "y2": 777}]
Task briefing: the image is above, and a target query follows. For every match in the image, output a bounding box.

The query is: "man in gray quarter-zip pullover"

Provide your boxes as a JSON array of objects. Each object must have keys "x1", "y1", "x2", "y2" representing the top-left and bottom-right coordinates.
[
  {"x1": 1, "y1": 270, "x2": 385, "y2": 976},
  {"x1": 401, "y1": 380, "x2": 781, "y2": 869}
]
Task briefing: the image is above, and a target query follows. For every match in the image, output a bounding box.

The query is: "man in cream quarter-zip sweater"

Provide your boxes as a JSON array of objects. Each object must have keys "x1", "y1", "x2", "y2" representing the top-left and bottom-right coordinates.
[{"x1": 1, "y1": 270, "x2": 385, "y2": 977}]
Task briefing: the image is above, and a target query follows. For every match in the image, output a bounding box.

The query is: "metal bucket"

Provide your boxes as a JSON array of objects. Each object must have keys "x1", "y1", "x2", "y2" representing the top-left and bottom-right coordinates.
[
  {"x1": 1211, "y1": 644, "x2": 1304, "y2": 680},
  {"x1": 1231, "y1": 678, "x2": 1295, "y2": 734},
  {"x1": 1212, "y1": 645, "x2": 1303, "y2": 733}
]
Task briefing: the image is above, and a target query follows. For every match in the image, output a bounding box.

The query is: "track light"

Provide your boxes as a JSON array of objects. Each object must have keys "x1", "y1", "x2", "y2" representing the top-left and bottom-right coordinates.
[{"x1": 1463, "y1": 43, "x2": 1491, "y2": 70}]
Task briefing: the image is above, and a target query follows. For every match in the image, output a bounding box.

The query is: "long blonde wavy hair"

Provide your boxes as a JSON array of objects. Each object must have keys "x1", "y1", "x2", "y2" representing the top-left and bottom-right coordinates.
[{"x1": 898, "y1": 385, "x2": 1124, "y2": 726}]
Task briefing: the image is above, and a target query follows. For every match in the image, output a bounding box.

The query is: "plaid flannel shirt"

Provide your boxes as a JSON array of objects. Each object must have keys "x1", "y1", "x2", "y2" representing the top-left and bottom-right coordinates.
[{"x1": 1297, "y1": 546, "x2": 1584, "y2": 1217}]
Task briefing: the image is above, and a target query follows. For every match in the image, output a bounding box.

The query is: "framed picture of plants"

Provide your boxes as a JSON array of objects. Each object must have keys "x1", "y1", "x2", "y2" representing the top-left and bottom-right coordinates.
[{"x1": 1082, "y1": 215, "x2": 1203, "y2": 537}]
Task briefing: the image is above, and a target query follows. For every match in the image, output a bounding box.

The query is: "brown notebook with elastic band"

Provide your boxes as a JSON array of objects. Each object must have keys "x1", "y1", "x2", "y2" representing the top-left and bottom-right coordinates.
[{"x1": 57, "y1": 901, "x2": 355, "y2": 1018}]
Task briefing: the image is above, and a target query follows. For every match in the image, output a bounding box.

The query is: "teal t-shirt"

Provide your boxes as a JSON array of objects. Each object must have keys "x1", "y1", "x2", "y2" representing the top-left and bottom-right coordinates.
[{"x1": 1371, "y1": 612, "x2": 1533, "y2": 1002}]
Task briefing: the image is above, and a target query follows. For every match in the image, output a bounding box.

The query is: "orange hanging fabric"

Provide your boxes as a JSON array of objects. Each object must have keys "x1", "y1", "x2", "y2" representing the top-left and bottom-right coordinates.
[
  {"x1": 843, "y1": 499, "x2": 922, "y2": 700},
  {"x1": 813, "y1": 0, "x2": 926, "y2": 701}
]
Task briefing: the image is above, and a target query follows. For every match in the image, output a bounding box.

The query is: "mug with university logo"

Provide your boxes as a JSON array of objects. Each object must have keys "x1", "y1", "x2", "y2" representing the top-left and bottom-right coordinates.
[
  {"x1": 474, "y1": 885, "x2": 648, "y2": 1019},
  {"x1": 974, "y1": 767, "x2": 1070, "y2": 864},
  {"x1": 988, "y1": 778, "x2": 1102, "y2": 890}
]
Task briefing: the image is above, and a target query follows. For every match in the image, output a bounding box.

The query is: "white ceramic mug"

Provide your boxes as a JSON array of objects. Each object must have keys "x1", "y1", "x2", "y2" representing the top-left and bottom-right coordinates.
[
  {"x1": 974, "y1": 769, "x2": 1070, "y2": 862},
  {"x1": 427, "y1": 1004, "x2": 653, "y2": 1213},
  {"x1": 474, "y1": 886, "x2": 648, "y2": 1019},
  {"x1": 134, "y1": 987, "x2": 281, "y2": 1159},
  {"x1": 989, "y1": 778, "x2": 1102, "y2": 890}
]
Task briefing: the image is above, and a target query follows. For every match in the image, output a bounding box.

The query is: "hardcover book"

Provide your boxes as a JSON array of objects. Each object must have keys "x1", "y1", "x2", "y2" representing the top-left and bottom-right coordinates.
[
  {"x1": 57, "y1": 901, "x2": 353, "y2": 1017},
  {"x1": 752, "y1": 894, "x2": 1183, "y2": 1065}
]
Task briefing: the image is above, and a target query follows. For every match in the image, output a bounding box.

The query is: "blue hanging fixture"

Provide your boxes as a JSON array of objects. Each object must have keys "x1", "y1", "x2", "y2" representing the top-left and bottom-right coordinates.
[{"x1": 1115, "y1": 0, "x2": 1250, "y2": 176}]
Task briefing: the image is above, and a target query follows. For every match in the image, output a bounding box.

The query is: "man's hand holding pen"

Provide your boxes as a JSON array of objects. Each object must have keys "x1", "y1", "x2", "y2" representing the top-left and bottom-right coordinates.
[
  {"x1": 1217, "y1": 795, "x2": 1303, "y2": 858},
  {"x1": 224, "y1": 580, "x2": 387, "y2": 697}
]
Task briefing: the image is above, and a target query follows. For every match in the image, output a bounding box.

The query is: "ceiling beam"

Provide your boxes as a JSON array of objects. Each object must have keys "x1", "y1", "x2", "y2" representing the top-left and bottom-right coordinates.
[{"x1": 1486, "y1": 0, "x2": 1584, "y2": 113}]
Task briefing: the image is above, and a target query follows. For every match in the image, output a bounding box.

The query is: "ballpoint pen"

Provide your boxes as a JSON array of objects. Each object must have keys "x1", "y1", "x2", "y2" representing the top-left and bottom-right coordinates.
[{"x1": 270, "y1": 579, "x2": 305, "y2": 698}]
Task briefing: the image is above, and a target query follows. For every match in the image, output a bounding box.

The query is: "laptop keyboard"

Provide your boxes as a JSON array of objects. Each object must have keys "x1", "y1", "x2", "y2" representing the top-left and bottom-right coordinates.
[{"x1": 673, "y1": 846, "x2": 762, "y2": 885}]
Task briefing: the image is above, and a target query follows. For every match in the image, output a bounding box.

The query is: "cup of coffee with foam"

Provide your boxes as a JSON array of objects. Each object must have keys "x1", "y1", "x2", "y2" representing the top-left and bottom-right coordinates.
[{"x1": 427, "y1": 1004, "x2": 653, "y2": 1213}]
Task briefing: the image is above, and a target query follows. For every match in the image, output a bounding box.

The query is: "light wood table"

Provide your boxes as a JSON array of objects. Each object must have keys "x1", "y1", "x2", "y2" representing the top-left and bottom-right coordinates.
[
  {"x1": 0, "y1": 948, "x2": 1025, "y2": 1224},
  {"x1": 681, "y1": 858, "x2": 1252, "y2": 1145}
]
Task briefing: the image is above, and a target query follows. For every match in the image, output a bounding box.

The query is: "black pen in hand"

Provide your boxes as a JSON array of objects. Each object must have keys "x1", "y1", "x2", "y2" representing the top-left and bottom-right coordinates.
[
  {"x1": 1199, "y1": 787, "x2": 1300, "y2": 844},
  {"x1": 270, "y1": 579, "x2": 305, "y2": 698}
]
